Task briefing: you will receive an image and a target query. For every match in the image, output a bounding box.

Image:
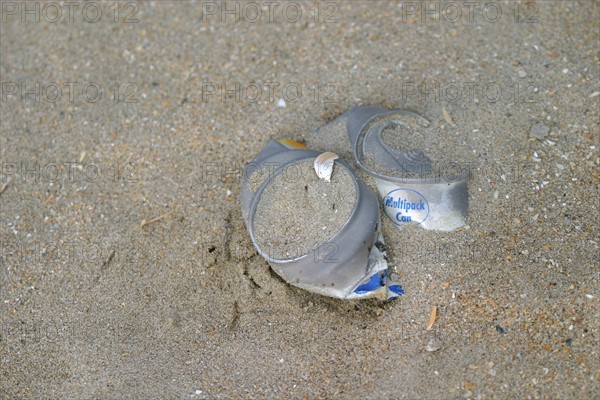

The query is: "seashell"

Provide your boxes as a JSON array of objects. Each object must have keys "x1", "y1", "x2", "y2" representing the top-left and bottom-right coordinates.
[
  {"x1": 426, "y1": 338, "x2": 442, "y2": 352},
  {"x1": 314, "y1": 152, "x2": 339, "y2": 182}
]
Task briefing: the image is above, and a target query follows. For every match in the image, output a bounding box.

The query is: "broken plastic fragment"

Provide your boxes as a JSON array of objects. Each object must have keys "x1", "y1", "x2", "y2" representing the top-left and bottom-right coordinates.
[
  {"x1": 346, "y1": 106, "x2": 469, "y2": 231},
  {"x1": 241, "y1": 139, "x2": 402, "y2": 300}
]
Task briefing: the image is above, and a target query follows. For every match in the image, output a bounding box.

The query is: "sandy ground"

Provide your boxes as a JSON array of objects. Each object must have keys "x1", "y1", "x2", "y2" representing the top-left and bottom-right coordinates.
[{"x1": 1, "y1": 1, "x2": 599, "y2": 398}]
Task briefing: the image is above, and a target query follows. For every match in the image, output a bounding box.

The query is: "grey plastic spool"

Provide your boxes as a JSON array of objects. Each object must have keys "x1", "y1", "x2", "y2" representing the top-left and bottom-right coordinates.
[
  {"x1": 346, "y1": 106, "x2": 469, "y2": 231},
  {"x1": 241, "y1": 140, "x2": 383, "y2": 299}
]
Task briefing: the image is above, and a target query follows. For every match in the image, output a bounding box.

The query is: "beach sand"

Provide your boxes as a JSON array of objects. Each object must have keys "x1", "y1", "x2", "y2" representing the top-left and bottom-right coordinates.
[{"x1": 1, "y1": 1, "x2": 598, "y2": 398}]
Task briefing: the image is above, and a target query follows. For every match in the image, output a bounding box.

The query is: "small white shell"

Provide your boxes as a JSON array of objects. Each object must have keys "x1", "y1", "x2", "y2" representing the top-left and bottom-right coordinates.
[{"x1": 314, "y1": 152, "x2": 339, "y2": 182}]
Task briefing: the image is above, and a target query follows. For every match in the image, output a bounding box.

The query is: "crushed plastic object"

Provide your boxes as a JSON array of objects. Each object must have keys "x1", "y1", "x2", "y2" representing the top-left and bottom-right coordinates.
[
  {"x1": 241, "y1": 139, "x2": 402, "y2": 300},
  {"x1": 241, "y1": 105, "x2": 469, "y2": 300},
  {"x1": 346, "y1": 106, "x2": 469, "y2": 232}
]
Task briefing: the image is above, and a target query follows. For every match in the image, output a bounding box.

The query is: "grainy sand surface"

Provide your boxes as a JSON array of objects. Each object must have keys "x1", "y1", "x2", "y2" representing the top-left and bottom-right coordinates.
[
  {"x1": 252, "y1": 160, "x2": 356, "y2": 260},
  {"x1": 1, "y1": 1, "x2": 598, "y2": 399}
]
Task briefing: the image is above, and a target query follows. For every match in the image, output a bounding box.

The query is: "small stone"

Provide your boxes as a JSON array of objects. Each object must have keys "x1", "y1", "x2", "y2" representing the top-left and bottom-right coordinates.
[
  {"x1": 530, "y1": 124, "x2": 550, "y2": 139},
  {"x1": 426, "y1": 338, "x2": 442, "y2": 352},
  {"x1": 518, "y1": 70, "x2": 527, "y2": 78}
]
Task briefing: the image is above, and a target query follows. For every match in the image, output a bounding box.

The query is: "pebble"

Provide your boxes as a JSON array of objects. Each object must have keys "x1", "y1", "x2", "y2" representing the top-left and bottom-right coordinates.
[
  {"x1": 426, "y1": 338, "x2": 443, "y2": 352},
  {"x1": 518, "y1": 70, "x2": 527, "y2": 78},
  {"x1": 530, "y1": 124, "x2": 550, "y2": 140}
]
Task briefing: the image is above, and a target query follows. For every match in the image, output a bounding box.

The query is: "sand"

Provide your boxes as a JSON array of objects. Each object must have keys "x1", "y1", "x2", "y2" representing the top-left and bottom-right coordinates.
[
  {"x1": 1, "y1": 2, "x2": 598, "y2": 399},
  {"x1": 248, "y1": 165, "x2": 274, "y2": 192},
  {"x1": 252, "y1": 160, "x2": 356, "y2": 260},
  {"x1": 359, "y1": 111, "x2": 489, "y2": 179}
]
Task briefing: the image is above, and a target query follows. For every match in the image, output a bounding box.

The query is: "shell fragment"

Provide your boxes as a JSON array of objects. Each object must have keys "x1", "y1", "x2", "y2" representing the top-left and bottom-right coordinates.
[{"x1": 314, "y1": 152, "x2": 339, "y2": 182}]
